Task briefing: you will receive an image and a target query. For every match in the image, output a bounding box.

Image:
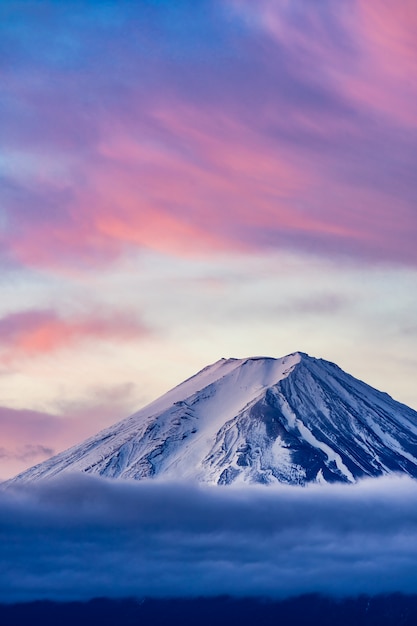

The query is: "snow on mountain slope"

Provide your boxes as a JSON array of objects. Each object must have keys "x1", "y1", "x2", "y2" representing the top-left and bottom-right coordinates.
[{"x1": 6, "y1": 352, "x2": 417, "y2": 486}]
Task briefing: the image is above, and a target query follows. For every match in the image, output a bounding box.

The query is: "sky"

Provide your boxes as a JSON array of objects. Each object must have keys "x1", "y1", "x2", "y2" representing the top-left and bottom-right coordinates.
[{"x1": 1, "y1": 0, "x2": 417, "y2": 480}]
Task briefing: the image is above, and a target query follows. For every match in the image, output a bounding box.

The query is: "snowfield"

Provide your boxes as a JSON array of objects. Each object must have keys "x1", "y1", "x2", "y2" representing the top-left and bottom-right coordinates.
[{"x1": 7, "y1": 352, "x2": 417, "y2": 486}]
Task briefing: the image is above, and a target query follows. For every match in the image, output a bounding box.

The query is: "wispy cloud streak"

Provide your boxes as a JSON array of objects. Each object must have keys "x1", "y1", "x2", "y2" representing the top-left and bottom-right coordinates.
[
  {"x1": 1, "y1": 0, "x2": 416, "y2": 270},
  {"x1": 0, "y1": 309, "x2": 148, "y2": 364}
]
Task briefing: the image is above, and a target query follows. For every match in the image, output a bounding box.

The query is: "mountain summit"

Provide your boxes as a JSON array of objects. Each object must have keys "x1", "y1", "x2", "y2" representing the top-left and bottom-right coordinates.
[{"x1": 8, "y1": 352, "x2": 417, "y2": 486}]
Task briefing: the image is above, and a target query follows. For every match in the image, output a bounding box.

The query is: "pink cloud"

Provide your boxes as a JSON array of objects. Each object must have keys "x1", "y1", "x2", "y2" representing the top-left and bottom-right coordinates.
[
  {"x1": 349, "y1": 0, "x2": 417, "y2": 126},
  {"x1": 2, "y1": 1, "x2": 416, "y2": 270},
  {"x1": 232, "y1": 0, "x2": 417, "y2": 126},
  {"x1": 14, "y1": 106, "x2": 365, "y2": 263},
  {"x1": 0, "y1": 310, "x2": 148, "y2": 364},
  {"x1": 80, "y1": 106, "x2": 417, "y2": 263},
  {"x1": 357, "y1": 1, "x2": 417, "y2": 73},
  {"x1": 5, "y1": 99, "x2": 416, "y2": 269}
]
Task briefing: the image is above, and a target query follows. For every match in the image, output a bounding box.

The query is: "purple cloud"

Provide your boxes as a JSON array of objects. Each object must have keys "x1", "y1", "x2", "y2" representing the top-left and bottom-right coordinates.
[{"x1": 1, "y1": 0, "x2": 416, "y2": 271}]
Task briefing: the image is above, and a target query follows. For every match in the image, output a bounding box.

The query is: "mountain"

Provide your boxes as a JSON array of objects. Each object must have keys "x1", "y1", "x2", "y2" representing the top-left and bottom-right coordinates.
[{"x1": 7, "y1": 352, "x2": 417, "y2": 486}]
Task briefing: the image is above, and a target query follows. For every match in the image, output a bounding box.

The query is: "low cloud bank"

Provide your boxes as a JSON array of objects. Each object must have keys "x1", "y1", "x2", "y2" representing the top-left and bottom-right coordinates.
[{"x1": 2, "y1": 474, "x2": 417, "y2": 602}]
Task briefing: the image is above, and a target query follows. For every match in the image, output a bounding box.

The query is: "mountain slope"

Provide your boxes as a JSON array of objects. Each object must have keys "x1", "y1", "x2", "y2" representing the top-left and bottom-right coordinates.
[{"x1": 7, "y1": 352, "x2": 417, "y2": 486}]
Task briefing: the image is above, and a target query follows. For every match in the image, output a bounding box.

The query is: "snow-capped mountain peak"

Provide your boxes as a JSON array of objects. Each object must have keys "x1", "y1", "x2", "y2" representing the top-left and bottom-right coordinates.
[{"x1": 7, "y1": 352, "x2": 417, "y2": 486}]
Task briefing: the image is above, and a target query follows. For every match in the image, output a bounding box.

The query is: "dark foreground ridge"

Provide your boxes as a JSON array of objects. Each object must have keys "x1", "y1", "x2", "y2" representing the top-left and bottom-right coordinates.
[{"x1": 1, "y1": 595, "x2": 417, "y2": 626}]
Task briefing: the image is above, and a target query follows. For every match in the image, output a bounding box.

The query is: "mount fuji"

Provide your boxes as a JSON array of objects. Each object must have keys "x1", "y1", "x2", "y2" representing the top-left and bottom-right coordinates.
[{"x1": 7, "y1": 352, "x2": 417, "y2": 486}]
